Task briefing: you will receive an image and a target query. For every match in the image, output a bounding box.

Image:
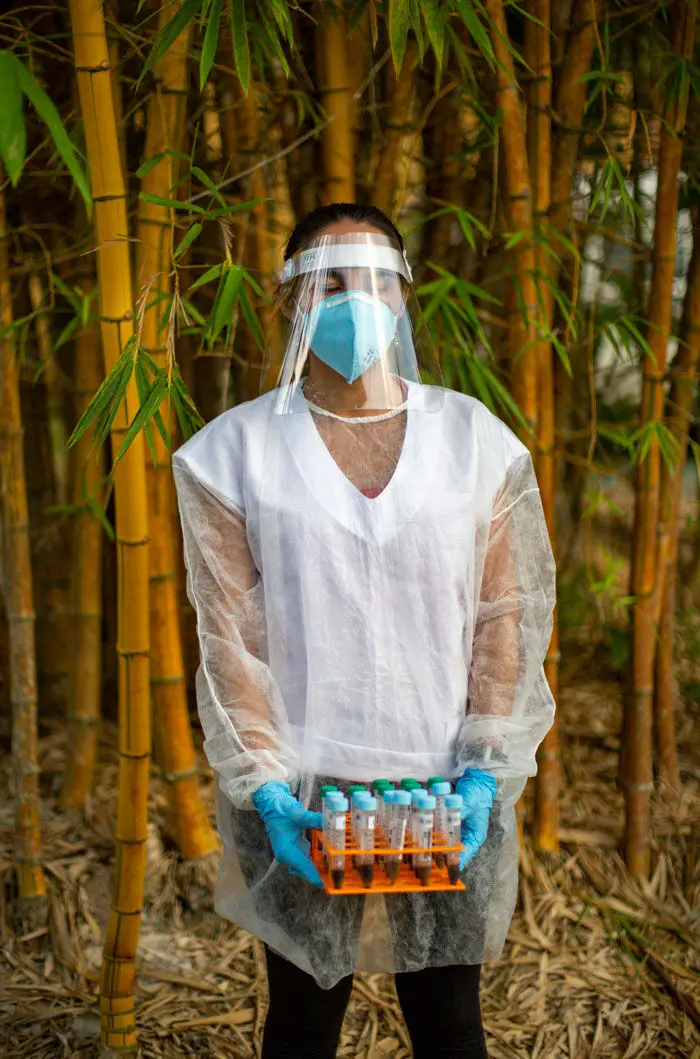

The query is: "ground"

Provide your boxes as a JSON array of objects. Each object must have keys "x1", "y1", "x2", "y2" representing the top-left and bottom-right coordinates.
[{"x1": 1, "y1": 649, "x2": 698, "y2": 1058}]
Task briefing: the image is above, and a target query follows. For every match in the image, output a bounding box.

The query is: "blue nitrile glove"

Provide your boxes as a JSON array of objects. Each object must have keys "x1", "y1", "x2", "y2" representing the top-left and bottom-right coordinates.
[
  {"x1": 252, "y1": 781, "x2": 324, "y2": 888},
  {"x1": 455, "y1": 769, "x2": 498, "y2": 870}
]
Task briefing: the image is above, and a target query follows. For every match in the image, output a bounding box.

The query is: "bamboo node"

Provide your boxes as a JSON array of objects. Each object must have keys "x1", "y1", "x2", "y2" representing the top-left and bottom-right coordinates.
[
  {"x1": 161, "y1": 766, "x2": 199, "y2": 784},
  {"x1": 150, "y1": 673, "x2": 184, "y2": 686}
]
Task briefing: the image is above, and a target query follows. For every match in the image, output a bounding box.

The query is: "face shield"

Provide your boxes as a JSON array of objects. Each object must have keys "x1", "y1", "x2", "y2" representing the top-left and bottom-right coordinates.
[{"x1": 262, "y1": 232, "x2": 443, "y2": 413}]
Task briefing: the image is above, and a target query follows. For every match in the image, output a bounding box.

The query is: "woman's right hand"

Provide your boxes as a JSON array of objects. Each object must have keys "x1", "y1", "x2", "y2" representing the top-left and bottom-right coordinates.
[{"x1": 252, "y1": 781, "x2": 324, "y2": 888}]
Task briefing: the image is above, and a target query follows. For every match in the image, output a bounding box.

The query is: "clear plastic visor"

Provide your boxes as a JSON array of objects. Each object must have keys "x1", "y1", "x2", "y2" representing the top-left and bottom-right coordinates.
[{"x1": 263, "y1": 233, "x2": 443, "y2": 414}]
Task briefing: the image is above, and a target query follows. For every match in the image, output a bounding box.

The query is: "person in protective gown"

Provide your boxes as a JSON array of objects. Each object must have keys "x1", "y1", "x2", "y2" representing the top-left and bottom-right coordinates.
[{"x1": 173, "y1": 203, "x2": 556, "y2": 1059}]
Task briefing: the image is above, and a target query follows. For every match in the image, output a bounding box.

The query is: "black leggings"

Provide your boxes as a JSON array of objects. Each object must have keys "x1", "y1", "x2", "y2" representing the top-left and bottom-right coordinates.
[{"x1": 262, "y1": 945, "x2": 488, "y2": 1059}]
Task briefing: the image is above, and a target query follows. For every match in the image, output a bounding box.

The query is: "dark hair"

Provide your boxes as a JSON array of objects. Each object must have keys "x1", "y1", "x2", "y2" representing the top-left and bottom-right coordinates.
[{"x1": 284, "y1": 203, "x2": 404, "y2": 259}]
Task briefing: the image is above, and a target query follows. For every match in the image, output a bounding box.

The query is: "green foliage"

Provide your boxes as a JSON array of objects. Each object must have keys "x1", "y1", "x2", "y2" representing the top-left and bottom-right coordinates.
[
  {"x1": 0, "y1": 51, "x2": 26, "y2": 185},
  {"x1": 0, "y1": 50, "x2": 91, "y2": 207},
  {"x1": 66, "y1": 336, "x2": 204, "y2": 467}
]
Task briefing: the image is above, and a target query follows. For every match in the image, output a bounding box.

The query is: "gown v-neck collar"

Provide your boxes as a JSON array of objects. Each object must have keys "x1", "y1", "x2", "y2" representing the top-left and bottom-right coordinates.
[{"x1": 281, "y1": 381, "x2": 443, "y2": 543}]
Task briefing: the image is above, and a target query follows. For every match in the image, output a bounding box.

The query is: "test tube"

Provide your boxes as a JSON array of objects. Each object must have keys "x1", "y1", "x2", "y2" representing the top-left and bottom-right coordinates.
[
  {"x1": 319, "y1": 786, "x2": 338, "y2": 864},
  {"x1": 414, "y1": 795, "x2": 436, "y2": 887},
  {"x1": 351, "y1": 789, "x2": 368, "y2": 856},
  {"x1": 385, "y1": 790, "x2": 411, "y2": 883},
  {"x1": 444, "y1": 794, "x2": 463, "y2": 885},
  {"x1": 378, "y1": 787, "x2": 395, "y2": 836},
  {"x1": 427, "y1": 776, "x2": 446, "y2": 791},
  {"x1": 400, "y1": 778, "x2": 420, "y2": 791},
  {"x1": 409, "y1": 788, "x2": 428, "y2": 865},
  {"x1": 371, "y1": 779, "x2": 391, "y2": 796},
  {"x1": 355, "y1": 795, "x2": 376, "y2": 888},
  {"x1": 327, "y1": 793, "x2": 348, "y2": 889},
  {"x1": 348, "y1": 784, "x2": 367, "y2": 798},
  {"x1": 432, "y1": 781, "x2": 452, "y2": 868}
]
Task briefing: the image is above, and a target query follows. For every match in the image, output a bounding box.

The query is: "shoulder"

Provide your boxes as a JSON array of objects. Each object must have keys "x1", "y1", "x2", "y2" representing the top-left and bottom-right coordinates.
[
  {"x1": 173, "y1": 390, "x2": 276, "y2": 470},
  {"x1": 438, "y1": 388, "x2": 529, "y2": 467},
  {"x1": 172, "y1": 390, "x2": 277, "y2": 512}
]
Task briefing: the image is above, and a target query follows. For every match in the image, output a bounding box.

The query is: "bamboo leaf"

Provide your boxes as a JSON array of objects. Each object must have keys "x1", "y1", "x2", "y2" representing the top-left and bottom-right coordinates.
[
  {"x1": 422, "y1": 0, "x2": 444, "y2": 70},
  {"x1": 238, "y1": 286, "x2": 264, "y2": 350},
  {"x1": 452, "y1": 0, "x2": 494, "y2": 66},
  {"x1": 389, "y1": 0, "x2": 410, "y2": 72},
  {"x1": 189, "y1": 261, "x2": 225, "y2": 291},
  {"x1": 67, "y1": 352, "x2": 132, "y2": 450},
  {"x1": 0, "y1": 51, "x2": 26, "y2": 186},
  {"x1": 87, "y1": 495, "x2": 116, "y2": 542},
  {"x1": 139, "y1": 0, "x2": 202, "y2": 86},
  {"x1": 14, "y1": 55, "x2": 91, "y2": 209},
  {"x1": 139, "y1": 190, "x2": 206, "y2": 213},
  {"x1": 114, "y1": 375, "x2": 169, "y2": 466},
  {"x1": 51, "y1": 315, "x2": 80, "y2": 354},
  {"x1": 135, "y1": 151, "x2": 168, "y2": 179},
  {"x1": 230, "y1": 0, "x2": 251, "y2": 95},
  {"x1": 174, "y1": 221, "x2": 203, "y2": 258},
  {"x1": 191, "y1": 165, "x2": 228, "y2": 207},
  {"x1": 211, "y1": 264, "x2": 242, "y2": 342},
  {"x1": 200, "y1": 0, "x2": 224, "y2": 87},
  {"x1": 208, "y1": 196, "x2": 269, "y2": 217}
]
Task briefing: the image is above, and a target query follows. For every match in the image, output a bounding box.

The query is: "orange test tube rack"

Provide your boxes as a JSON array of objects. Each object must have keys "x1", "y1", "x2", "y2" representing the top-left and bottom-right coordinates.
[{"x1": 311, "y1": 818, "x2": 466, "y2": 895}]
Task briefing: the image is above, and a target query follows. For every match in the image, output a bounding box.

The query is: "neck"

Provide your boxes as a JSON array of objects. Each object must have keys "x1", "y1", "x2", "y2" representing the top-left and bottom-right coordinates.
[{"x1": 304, "y1": 357, "x2": 403, "y2": 417}]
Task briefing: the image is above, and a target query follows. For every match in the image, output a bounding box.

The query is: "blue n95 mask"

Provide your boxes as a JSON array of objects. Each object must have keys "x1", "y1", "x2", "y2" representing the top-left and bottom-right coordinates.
[{"x1": 304, "y1": 290, "x2": 398, "y2": 384}]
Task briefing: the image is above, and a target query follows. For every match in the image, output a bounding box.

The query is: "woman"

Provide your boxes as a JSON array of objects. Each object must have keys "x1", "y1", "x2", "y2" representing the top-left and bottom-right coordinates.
[{"x1": 173, "y1": 203, "x2": 556, "y2": 1058}]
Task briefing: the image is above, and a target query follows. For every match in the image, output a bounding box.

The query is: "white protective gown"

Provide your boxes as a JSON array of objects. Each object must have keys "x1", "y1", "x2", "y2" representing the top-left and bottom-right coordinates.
[{"x1": 173, "y1": 381, "x2": 556, "y2": 987}]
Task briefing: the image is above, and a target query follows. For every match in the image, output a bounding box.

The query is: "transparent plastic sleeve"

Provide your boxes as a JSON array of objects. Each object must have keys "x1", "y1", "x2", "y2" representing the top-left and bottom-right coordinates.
[
  {"x1": 173, "y1": 461, "x2": 301, "y2": 809},
  {"x1": 457, "y1": 450, "x2": 556, "y2": 791}
]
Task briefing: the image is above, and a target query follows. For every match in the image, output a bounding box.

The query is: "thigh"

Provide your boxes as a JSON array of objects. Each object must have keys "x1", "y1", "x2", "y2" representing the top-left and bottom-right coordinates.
[
  {"x1": 394, "y1": 963, "x2": 487, "y2": 1059},
  {"x1": 262, "y1": 945, "x2": 354, "y2": 1059}
]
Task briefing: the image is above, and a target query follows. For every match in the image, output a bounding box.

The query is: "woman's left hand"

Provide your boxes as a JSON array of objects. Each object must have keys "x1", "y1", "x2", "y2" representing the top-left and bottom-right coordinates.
[{"x1": 454, "y1": 769, "x2": 498, "y2": 870}]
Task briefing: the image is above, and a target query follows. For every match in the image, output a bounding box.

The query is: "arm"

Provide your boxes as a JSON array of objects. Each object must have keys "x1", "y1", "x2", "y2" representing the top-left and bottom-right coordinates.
[
  {"x1": 458, "y1": 450, "x2": 556, "y2": 780},
  {"x1": 173, "y1": 461, "x2": 301, "y2": 809}
]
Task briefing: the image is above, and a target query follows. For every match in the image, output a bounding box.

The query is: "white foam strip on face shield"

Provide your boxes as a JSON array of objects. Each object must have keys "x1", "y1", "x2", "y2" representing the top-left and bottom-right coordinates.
[{"x1": 281, "y1": 244, "x2": 413, "y2": 283}]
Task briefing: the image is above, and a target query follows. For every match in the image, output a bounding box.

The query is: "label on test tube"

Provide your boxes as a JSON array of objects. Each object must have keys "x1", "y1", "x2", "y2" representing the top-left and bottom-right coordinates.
[
  {"x1": 385, "y1": 790, "x2": 411, "y2": 884},
  {"x1": 444, "y1": 793, "x2": 463, "y2": 885},
  {"x1": 355, "y1": 795, "x2": 376, "y2": 889},
  {"x1": 327, "y1": 793, "x2": 348, "y2": 889},
  {"x1": 432, "y1": 781, "x2": 451, "y2": 867},
  {"x1": 414, "y1": 794, "x2": 436, "y2": 887}
]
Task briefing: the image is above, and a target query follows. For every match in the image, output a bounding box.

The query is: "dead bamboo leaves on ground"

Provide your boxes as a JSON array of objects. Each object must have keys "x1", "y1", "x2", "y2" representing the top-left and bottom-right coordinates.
[{"x1": 0, "y1": 669, "x2": 698, "y2": 1058}]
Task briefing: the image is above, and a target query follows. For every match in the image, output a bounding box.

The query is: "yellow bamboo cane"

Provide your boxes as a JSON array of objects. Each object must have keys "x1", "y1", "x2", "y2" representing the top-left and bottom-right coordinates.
[
  {"x1": 486, "y1": 0, "x2": 538, "y2": 442},
  {"x1": 69, "y1": 1, "x2": 151, "y2": 1048},
  {"x1": 0, "y1": 174, "x2": 47, "y2": 930},
  {"x1": 318, "y1": 1, "x2": 355, "y2": 202},
  {"x1": 374, "y1": 41, "x2": 418, "y2": 218},
  {"x1": 624, "y1": 0, "x2": 695, "y2": 877},
  {"x1": 62, "y1": 279, "x2": 105, "y2": 810},
  {"x1": 652, "y1": 218, "x2": 700, "y2": 790},
  {"x1": 525, "y1": 0, "x2": 560, "y2": 854},
  {"x1": 135, "y1": 1, "x2": 217, "y2": 862}
]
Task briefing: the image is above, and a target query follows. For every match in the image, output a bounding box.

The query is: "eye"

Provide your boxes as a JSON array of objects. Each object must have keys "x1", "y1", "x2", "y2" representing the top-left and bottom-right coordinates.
[{"x1": 322, "y1": 277, "x2": 343, "y2": 296}]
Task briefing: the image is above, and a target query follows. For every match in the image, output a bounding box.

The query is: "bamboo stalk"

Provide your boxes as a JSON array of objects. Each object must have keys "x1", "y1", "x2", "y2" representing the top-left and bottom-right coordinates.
[
  {"x1": 624, "y1": 0, "x2": 695, "y2": 877},
  {"x1": 526, "y1": 0, "x2": 561, "y2": 853},
  {"x1": 486, "y1": 0, "x2": 538, "y2": 442},
  {"x1": 318, "y1": 1, "x2": 355, "y2": 202},
  {"x1": 28, "y1": 274, "x2": 70, "y2": 506},
  {"x1": 69, "y1": 2, "x2": 151, "y2": 1049},
  {"x1": 550, "y1": 0, "x2": 600, "y2": 239},
  {"x1": 0, "y1": 175, "x2": 47, "y2": 931},
  {"x1": 374, "y1": 42, "x2": 418, "y2": 218},
  {"x1": 652, "y1": 218, "x2": 700, "y2": 790},
  {"x1": 62, "y1": 279, "x2": 104, "y2": 810},
  {"x1": 135, "y1": 0, "x2": 217, "y2": 862},
  {"x1": 24, "y1": 271, "x2": 72, "y2": 711}
]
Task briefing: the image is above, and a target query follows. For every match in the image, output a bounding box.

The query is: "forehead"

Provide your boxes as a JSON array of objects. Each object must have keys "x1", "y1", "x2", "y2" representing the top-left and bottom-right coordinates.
[{"x1": 314, "y1": 220, "x2": 391, "y2": 240}]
